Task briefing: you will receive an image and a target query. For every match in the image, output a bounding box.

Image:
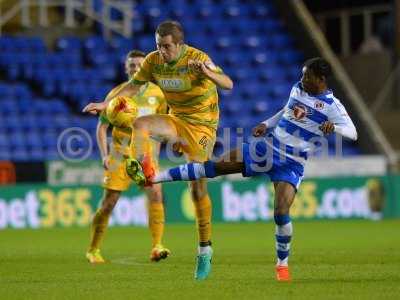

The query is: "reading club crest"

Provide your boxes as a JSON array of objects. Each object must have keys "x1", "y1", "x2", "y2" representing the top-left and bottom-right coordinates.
[{"x1": 314, "y1": 101, "x2": 324, "y2": 110}]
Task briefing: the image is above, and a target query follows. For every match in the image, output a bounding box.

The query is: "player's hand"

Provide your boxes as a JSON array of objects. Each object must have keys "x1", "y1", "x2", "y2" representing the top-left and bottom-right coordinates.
[
  {"x1": 252, "y1": 123, "x2": 268, "y2": 137},
  {"x1": 188, "y1": 60, "x2": 214, "y2": 77},
  {"x1": 319, "y1": 121, "x2": 335, "y2": 135},
  {"x1": 82, "y1": 101, "x2": 107, "y2": 115},
  {"x1": 102, "y1": 156, "x2": 111, "y2": 170},
  {"x1": 188, "y1": 59, "x2": 203, "y2": 74}
]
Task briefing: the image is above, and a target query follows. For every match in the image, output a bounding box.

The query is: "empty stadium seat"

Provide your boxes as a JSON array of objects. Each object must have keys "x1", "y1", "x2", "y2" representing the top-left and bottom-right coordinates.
[{"x1": 0, "y1": 0, "x2": 362, "y2": 161}]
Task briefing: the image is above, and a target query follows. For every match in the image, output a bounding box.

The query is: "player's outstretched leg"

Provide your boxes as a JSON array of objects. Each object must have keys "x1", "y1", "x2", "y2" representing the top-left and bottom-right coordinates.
[
  {"x1": 127, "y1": 158, "x2": 245, "y2": 186},
  {"x1": 126, "y1": 159, "x2": 219, "y2": 186}
]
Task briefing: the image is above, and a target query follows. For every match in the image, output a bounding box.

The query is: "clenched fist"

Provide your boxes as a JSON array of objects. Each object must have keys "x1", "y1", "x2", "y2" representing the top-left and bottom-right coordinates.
[
  {"x1": 319, "y1": 121, "x2": 335, "y2": 135},
  {"x1": 252, "y1": 123, "x2": 268, "y2": 137}
]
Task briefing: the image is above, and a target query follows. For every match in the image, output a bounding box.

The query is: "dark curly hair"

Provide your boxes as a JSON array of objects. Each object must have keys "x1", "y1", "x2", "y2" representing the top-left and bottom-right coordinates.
[{"x1": 304, "y1": 57, "x2": 332, "y2": 79}]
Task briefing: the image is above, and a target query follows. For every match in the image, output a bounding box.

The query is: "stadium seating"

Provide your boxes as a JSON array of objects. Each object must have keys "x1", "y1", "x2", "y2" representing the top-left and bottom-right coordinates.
[{"x1": 0, "y1": 0, "x2": 361, "y2": 161}]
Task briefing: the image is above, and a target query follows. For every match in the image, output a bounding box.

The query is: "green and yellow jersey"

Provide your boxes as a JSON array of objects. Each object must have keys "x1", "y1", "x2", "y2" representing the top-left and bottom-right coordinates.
[
  {"x1": 131, "y1": 45, "x2": 223, "y2": 130},
  {"x1": 99, "y1": 81, "x2": 167, "y2": 156}
]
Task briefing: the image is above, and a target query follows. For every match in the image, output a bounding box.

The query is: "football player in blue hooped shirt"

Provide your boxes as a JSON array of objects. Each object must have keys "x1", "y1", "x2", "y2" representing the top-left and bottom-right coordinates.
[{"x1": 127, "y1": 57, "x2": 358, "y2": 281}]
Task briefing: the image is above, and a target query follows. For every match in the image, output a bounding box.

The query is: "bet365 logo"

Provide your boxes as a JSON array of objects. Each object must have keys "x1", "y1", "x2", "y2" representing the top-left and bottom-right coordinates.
[{"x1": 198, "y1": 136, "x2": 208, "y2": 150}]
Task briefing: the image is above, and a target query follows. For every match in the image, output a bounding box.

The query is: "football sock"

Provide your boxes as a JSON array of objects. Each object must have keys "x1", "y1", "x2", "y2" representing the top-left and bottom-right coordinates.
[
  {"x1": 274, "y1": 214, "x2": 292, "y2": 266},
  {"x1": 194, "y1": 194, "x2": 212, "y2": 246},
  {"x1": 89, "y1": 208, "x2": 111, "y2": 251},
  {"x1": 198, "y1": 245, "x2": 212, "y2": 255},
  {"x1": 198, "y1": 241, "x2": 212, "y2": 254},
  {"x1": 152, "y1": 161, "x2": 217, "y2": 183},
  {"x1": 148, "y1": 201, "x2": 165, "y2": 247}
]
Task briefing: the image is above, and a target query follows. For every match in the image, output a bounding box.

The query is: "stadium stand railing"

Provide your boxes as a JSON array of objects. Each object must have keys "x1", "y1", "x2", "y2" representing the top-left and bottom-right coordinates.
[{"x1": 0, "y1": 0, "x2": 133, "y2": 38}]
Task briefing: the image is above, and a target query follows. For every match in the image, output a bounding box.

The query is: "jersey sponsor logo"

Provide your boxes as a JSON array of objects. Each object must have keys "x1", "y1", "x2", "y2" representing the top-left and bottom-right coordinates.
[
  {"x1": 314, "y1": 101, "x2": 324, "y2": 110},
  {"x1": 157, "y1": 78, "x2": 187, "y2": 91},
  {"x1": 293, "y1": 104, "x2": 308, "y2": 120}
]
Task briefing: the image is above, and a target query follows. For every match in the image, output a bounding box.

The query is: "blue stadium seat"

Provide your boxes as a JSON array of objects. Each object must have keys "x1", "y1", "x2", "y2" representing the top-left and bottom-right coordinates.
[
  {"x1": 132, "y1": 16, "x2": 145, "y2": 33},
  {"x1": 14, "y1": 83, "x2": 31, "y2": 99},
  {"x1": 0, "y1": 1, "x2": 362, "y2": 159},
  {"x1": 270, "y1": 33, "x2": 294, "y2": 49},
  {"x1": 0, "y1": 36, "x2": 14, "y2": 51},
  {"x1": 232, "y1": 19, "x2": 260, "y2": 35},
  {"x1": 29, "y1": 37, "x2": 46, "y2": 52},
  {"x1": 45, "y1": 148, "x2": 60, "y2": 160},
  {"x1": 21, "y1": 115, "x2": 39, "y2": 131},
  {"x1": 26, "y1": 133, "x2": 42, "y2": 148},
  {"x1": 196, "y1": 5, "x2": 222, "y2": 19},
  {"x1": 50, "y1": 99, "x2": 69, "y2": 114},
  {"x1": 259, "y1": 19, "x2": 285, "y2": 34},
  {"x1": 271, "y1": 83, "x2": 292, "y2": 99},
  {"x1": 253, "y1": 101, "x2": 270, "y2": 115},
  {"x1": 0, "y1": 133, "x2": 8, "y2": 147},
  {"x1": 242, "y1": 36, "x2": 264, "y2": 50},
  {"x1": 0, "y1": 147, "x2": 11, "y2": 160},
  {"x1": 42, "y1": 132, "x2": 58, "y2": 150},
  {"x1": 6, "y1": 64, "x2": 20, "y2": 80},
  {"x1": 35, "y1": 115, "x2": 52, "y2": 131},
  {"x1": 231, "y1": 69, "x2": 258, "y2": 83},
  {"x1": 280, "y1": 50, "x2": 303, "y2": 65},
  {"x1": 181, "y1": 20, "x2": 203, "y2": 37},
  {"x1": 44, "y1": 80, "x2": 58, "y2": 97},
  {"x1": 251, "y1": 3, "x2": 277, "y2": 19},
  {"x1": 137, "y1": 36, "x2": 156, "y2": 53},
  {"x1": 1, "y1": 100, "x2": 18, "y2": 114},
  {"x1": 0, "y1": 83, "x2": 13, "y2": 98},
  {"x1": 85, "y1": 36, "x2": 108, "y2": 53},
  {"x1": 30, "y1": 148, "x2": 45, "y2": 161},
  {"x1": 258, "y1": 67, "x2": 288, "y2": 83},
  {"x1": 223, "y1": 52, "x2": 248, "y2": 68},
  {"x1": 3, "y1": 116, "x2": 22, "y2": 131},
  {"x1": 9, "y1": 132, "x2": 25, "y2": 149},
  {"x1": 215, "y1": 36, "x2": 241, "y2": 51},
  {"x1": 57, "y1": 37, "x2": 82, "y2": 52},
  {"x1": 204, "y1": 20, "x2": 233, "y2": 36}
]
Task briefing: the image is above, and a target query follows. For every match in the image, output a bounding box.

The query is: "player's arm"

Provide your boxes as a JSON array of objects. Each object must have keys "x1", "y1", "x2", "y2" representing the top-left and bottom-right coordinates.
[
  {"x1": 319, "y1": 101, "x2": 358, "y2": 140},
  {"x1": 253, "y1": 109, "x2": 285, "y2": 137},
  {"x1": 188, "y1": 59, "x2": 233, "y2": 90},
  {"x1": 83, "y1": 83, "x2": 141, "y2": 115},
  {"x1": 83, "y1": 56, "x2": 153, "y2": 115},
  {"x1": 96, "y1": 115, "x2": 111, "y2": 169}
]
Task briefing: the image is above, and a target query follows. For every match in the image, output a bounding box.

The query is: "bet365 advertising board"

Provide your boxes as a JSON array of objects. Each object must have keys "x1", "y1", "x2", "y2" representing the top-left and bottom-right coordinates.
[{"x1": 0, "y1": 175, "x2": 398, "y2": 229}]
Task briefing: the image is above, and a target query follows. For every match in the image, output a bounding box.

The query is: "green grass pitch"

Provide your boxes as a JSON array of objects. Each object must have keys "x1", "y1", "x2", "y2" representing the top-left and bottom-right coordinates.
[{"x1": 1, "y1": 220, "x2": 399, "y2": 300}]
